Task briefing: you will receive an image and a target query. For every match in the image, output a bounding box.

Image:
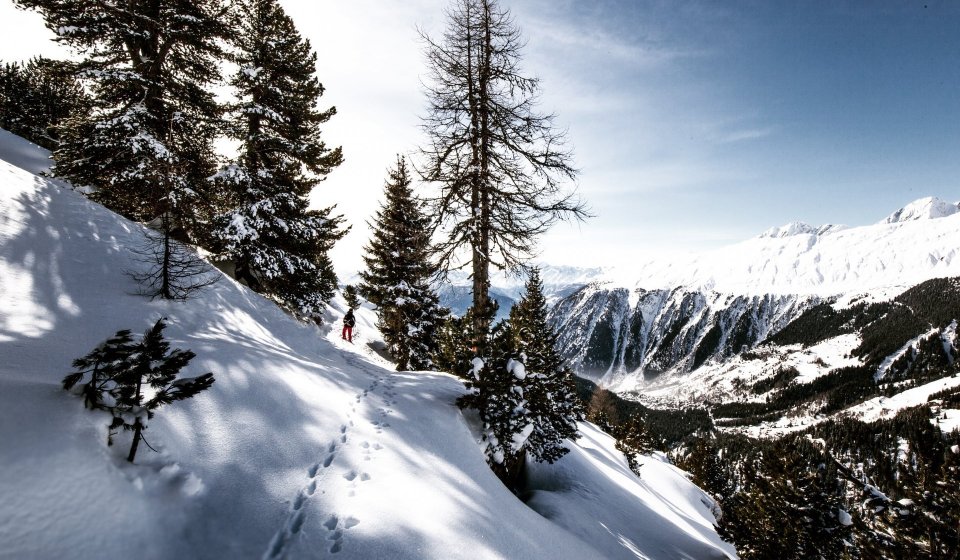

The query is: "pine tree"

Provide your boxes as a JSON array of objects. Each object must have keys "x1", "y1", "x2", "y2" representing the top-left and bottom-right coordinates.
[
  {"x1": 16, "y1": 0, "x2": 227, "y2": 228},
  {"x1": 507, "y1": 268, "x2": 584, "y2": 464},
  {"x1": 0, "y1": 57, "x2": 89, "y2": 150},
  {"x1": 418, "y1": 0, "x2": 588, "y2": 351},
  {"x1": 211, "y1": 0, "x2": 346, "y2": 321},
  {"x1": 459, "y1": 268, "x2": 584, "y2": 487},
  {"x1": 342, "y1": 285, "x2": 361, "y2": 311},
  {"x1": 359, "y1": 156, "x2": 446, "y2": 370},
  {"x1": 64, "y1": 319, "x2": 215, "y2": 462},
  {"x1": 433, "y1": 313, "x2": 475, "y2": 378},
  {"x1": 613, "y1": 414, "x2": 658, "y2": 476},
  {"x1": 109, "y1": 318, "x2": 214, "y2": 463},
  {"x1": 458, "y1": 319, "x2": 529, "y2": 485}
]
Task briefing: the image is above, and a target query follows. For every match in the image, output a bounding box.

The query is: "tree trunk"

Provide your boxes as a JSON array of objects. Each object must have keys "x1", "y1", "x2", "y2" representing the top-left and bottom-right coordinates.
[
  {"x1": 161, "y1": 215, "x2": 173, "y2": 299},
  {"x1": 126, "y1": 419, "x2": 143, "y2": 463}
]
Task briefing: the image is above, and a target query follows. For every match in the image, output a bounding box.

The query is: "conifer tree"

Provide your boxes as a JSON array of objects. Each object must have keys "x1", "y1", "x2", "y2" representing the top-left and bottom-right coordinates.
[
  {"x1": 359, "y1": 156, "x2": 446, "y2": 370},
  {"x1": 64, "y1": 319, "x2": 215, "y2": 463},
  {"x1": 433, "y1": 313, "x2": 475, "y2": 378},
  {"x1": 16, "y1": 0, "x2": 227, "y2": 227},
  {"x1": 63, "y1": 329, "x2": 136, "y2": 411},
  {"x1": 613, "y1": 414, "x2": 658, "y2": 476},
  {"x1": 0, "y1": 57, "x2": 89, "y2": 150},
  {"x1": 211, "y1": 0, "x2": 346, "y2": 321},
  {"x1": 342, "y1": 285, "x2": 361, "y2": 311},
  {"x1": 459, "y1": 268, "x2": 583, "y2": 487},
  {"x1": 110, "y1": 318, "x2": 214, "y2": 463},
  {"x1": 507, "y1": 268, "x2": 584, "y2": 464}
]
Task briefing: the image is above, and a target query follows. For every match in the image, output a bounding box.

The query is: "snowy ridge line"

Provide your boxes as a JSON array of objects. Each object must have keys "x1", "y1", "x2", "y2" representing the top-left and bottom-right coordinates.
[{"x1": 499, "y1": 196, "x2": 960, "y2": 299}]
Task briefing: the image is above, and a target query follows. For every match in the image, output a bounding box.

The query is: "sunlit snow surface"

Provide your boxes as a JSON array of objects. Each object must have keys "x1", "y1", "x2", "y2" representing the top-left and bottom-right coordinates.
[{"x1": 0, "y1": 129, "x2": 735, "y2": 559}]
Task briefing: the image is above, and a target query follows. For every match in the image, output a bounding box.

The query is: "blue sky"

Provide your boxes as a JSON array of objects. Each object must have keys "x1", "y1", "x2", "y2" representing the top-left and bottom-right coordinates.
[{"x1": 2, "y1": 0, "x2": 958, "y2": 275}]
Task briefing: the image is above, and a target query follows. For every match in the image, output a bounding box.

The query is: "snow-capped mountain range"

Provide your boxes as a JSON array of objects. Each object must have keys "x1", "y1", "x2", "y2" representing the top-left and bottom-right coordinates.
[{"x1": 541, "y1": 195, "x2": 960, "y2": 391}]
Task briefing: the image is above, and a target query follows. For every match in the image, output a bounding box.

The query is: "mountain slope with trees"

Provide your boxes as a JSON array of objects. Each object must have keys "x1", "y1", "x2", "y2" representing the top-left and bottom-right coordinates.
[{"x1": 0, "y1": 130, "x2": 735, "y2": 560}]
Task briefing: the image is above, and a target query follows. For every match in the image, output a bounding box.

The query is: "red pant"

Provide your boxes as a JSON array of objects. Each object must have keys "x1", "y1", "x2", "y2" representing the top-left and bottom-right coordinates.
[{"x1": 341, "y1": 325, "x2": 353, "y2": 342}]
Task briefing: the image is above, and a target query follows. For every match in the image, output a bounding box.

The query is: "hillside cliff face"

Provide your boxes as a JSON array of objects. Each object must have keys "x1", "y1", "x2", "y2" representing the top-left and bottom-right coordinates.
[{"x1": 550, "y1": 284, "x2": 815, "y2": 387}]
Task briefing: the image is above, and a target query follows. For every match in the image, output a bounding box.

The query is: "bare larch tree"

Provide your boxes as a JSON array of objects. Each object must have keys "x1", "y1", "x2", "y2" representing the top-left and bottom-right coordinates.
[{"x1": 418, "y1": 0, "x2": 588, "y2": 352}]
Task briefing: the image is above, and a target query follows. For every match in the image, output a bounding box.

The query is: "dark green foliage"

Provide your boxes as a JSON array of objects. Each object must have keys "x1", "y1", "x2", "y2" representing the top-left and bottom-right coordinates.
[
  {"x1": 507, "y1": 269, "x2": 585, "y2": 464},
  {"x1": 211, "y1": 0, "x2": 346, "y2": 321},
  {"x1": 929, "y1": 386, "x2": 960, "y2": 407},
  {"x1": 693, "y1": 323, "x2": 723, "y2": 370},
  {"x1": 17, "y1": 0, "x2": 227, "y2": 226},
  {"x1": 576, "y1": 376, "x2": 713, "y2": 446},
  {"x1": 767, "y1": 301, "x2": 856, "y2": 347},
  {"x1": 63, "y1": 329, "x2": 136, "y2": 410},
  {"x1": 342, "y1": 285, "x2": 361, "y2": 311},
  {"x1": 359, "y1": 156, "x2": 445, "y2": 370},
  {"x1": 459, "y1": 270, "x2": 584, "y2": 488},
  {"x1": 853, "y1": 303, "x2": 929, "y2": 367},
  {"x1": 713, "y1": 437, "x2": 850, "y2": 559},
  {"x1": 64, "y1": 318, "x2": 215, "y2": 463},
  {"x1": 612, "y1": 414, "x2": 659, "y2": 476},
  {"x1": 714, "y1": 365, "x2": 876, "y2": 422},
  {"x1": 679, "y1": 406, "x2": 960, "y2": 559},
  {"x1": 750, "y1": 365, "x2": 799, "y2": 394},
  {"x1": 432, "y1": 313, "x2": 475, "y2": 378},
  {"x1": 895, "y1": 277, "x2": 960, "y2": 328},
  {"x1": 0, "y1": 57, "x2": 89, "y2": 150}
]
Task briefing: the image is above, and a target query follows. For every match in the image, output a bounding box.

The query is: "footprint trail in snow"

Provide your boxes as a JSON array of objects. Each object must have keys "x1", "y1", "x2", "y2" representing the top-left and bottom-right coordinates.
[{"x1": 263, "y1": 333, "x2": 396, "y2": 558}]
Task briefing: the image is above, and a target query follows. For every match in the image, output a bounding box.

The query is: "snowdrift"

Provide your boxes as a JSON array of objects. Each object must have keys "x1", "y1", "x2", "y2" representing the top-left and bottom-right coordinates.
[{"x1": 0, "y1": 129, "x2": 734, "y2": 560}]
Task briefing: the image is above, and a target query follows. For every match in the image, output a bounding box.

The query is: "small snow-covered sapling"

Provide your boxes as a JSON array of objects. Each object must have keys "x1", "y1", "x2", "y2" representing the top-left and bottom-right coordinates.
[{"x1": 64, "y1": 318, "x2": 215, "y2": 463}]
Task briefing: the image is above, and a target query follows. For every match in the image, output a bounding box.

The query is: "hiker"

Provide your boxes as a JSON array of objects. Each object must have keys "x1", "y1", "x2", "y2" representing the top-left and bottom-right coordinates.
[{"x1": 342, "y1": 308, "x2": 356, "y2": 343}]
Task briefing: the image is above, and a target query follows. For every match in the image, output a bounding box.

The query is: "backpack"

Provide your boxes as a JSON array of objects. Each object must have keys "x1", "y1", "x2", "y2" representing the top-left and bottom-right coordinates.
[{"x1": 344, "y1": 312, "x2": 356, "y2": 328}]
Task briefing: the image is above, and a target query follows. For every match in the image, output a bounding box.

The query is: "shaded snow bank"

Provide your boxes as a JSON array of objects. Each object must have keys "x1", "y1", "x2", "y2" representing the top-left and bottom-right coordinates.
[
  {"x1": 0, "y1": 130, "x2": 734, "y2": 559},
  {"x1": 527, "y1": 424, "x2": 735, "y2": 559}
]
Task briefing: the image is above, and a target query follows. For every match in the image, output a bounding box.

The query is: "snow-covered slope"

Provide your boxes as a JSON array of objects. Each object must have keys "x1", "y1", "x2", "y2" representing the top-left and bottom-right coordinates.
[{"x1": 0, "y1": 130, "x2": 735, "y2": 559}]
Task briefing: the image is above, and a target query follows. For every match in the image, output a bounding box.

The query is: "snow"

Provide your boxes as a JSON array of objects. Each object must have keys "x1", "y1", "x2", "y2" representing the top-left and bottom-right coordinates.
[
  {"x1": 612, "y1": 207, "x2": 960, "y2": 295},
  {"x1": 513, "y1": 195, "x2": 960, "y2": 298},
  {"x1": 838, "y1": 509, "x2": 853, "y2": 526},
  {"x1": 881, "y1": 196, "x2": 960, "y2": 224},
  {"x1": 757, "y1": 221, "x2": 846, "y2": 239},
  {"x1": 874, "y1": 328, "x2": 939, "y2": 381},
  {"x1": 639, "y1": 333, "x2": 860, "y2": 409},
  {"x1": 933, "y1": 409, "x2": 960, "y2": 434},
  {"x1": 0, "y1": 128, "x2": 53, "y2": 175},
  {"x1": 844, "y1": 374, "x2": 960, "y2": 423},
  {"x1": 506, "y1": 357, "x2": 527, "y2": 380},
  {"x1": 526, "y1": 426, "x2": 736, "y2": 559},
  {"x1": 0, "y1": 129, "x2": 734, "y2": 559}
]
